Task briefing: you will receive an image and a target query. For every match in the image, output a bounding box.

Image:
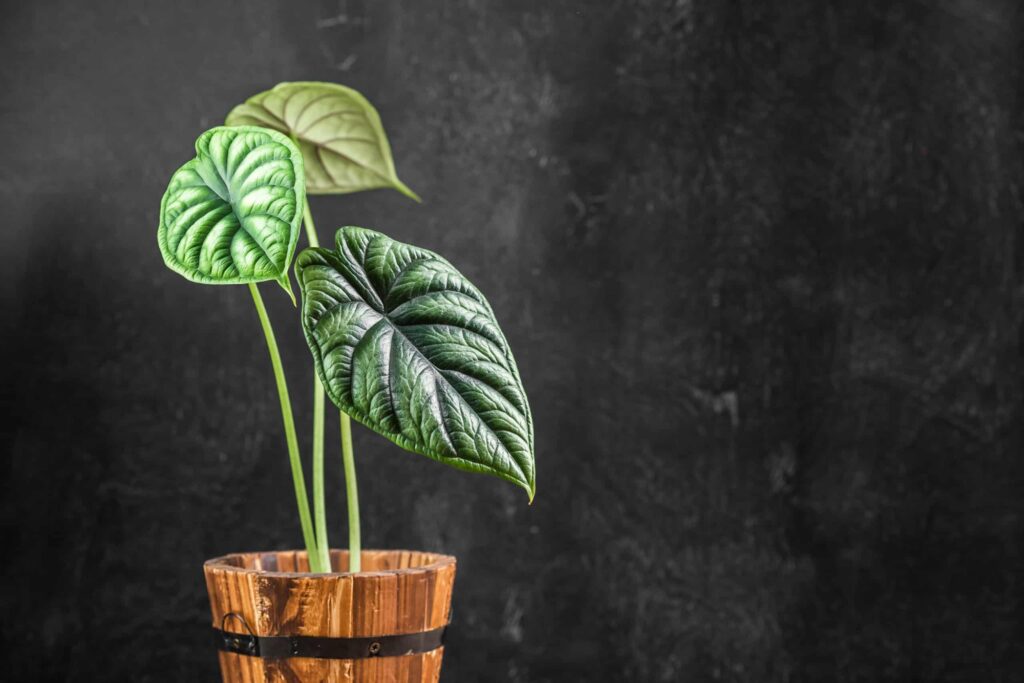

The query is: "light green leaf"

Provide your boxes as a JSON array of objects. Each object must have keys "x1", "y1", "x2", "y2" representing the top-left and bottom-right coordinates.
[
  {"x1": 296, "y1": 227, "x2": 535, "y2": 499},
  {"x1": 226, "y1": 81, "x2": 419, "y2": 200},
  {"x1": 157, "y1": 126, "x2": 305, "y2": 290}
]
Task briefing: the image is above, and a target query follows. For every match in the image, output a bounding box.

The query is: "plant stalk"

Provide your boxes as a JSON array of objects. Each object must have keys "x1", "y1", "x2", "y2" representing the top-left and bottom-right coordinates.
[
  {"x1": 312, "y1": 379, "x2": 329, "y2": 572},
  {"x1": 302, "y1": 200, "x2": 361, "y2": 573},
  {"x1": 248, "y1": 282, "x2": 321, "y2": 571},
  {"x1": 340, "y1": 412, "x2": 361, "y2": 572},
  {"x1": 303, "y1": 203, "x2": 331, "y2": 572}
]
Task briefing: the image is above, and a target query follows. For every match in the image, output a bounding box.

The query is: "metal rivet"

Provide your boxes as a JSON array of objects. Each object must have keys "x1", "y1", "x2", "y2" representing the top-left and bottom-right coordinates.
[{"x1": 369, "y1": 641, "x2": 381, "y2": 655}]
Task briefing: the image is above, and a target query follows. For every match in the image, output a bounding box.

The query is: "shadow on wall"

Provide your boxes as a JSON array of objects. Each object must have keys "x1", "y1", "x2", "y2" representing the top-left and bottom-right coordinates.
[
  {"x1": 2, "y1": 193, "x2": 120, "y2": 680},
  {"x1": 1, "y1": 194, "x2": 214, "y2": 680}
]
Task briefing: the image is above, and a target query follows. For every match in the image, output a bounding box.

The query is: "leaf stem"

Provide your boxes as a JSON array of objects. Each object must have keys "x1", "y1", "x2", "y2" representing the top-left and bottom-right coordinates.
[
  {"x1": 301, "y1": 192, "x2": 320, "y2": 248},
  {"x1": 302, "y1": 199, "x2": 361, "y2": 573},
  {"x1": 312, "y1": 378, "x2": 329, "y2": 572},
  {"x1": 248, "y1": 282, "x2": 321, "y2": 571},
  {"x1": 340, "y1": 412, "x2": 361, "y2": 572},
  {"x1": 302, "y1": 201, "x2": 333, "y2": 572}
]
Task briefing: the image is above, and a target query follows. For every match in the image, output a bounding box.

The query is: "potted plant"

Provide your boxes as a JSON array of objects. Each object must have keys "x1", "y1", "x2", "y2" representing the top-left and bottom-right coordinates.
[{"x1": 156, "y1": 82, "x2": 535, "y2": 682}]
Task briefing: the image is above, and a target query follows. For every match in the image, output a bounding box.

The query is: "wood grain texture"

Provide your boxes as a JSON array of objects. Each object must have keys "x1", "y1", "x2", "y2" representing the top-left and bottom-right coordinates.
[{"x1": 204, "y1": 550, "x2": 456, "y2": 683}]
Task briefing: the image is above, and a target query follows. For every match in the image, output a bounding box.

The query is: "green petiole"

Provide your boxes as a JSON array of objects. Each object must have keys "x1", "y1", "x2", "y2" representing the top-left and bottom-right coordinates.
[
  {"x1": 248, "y1": 282, "x2": 322, "y2": 572},
  {"x1": 301, "y1": 200, "x2": 361, "y2": 573},
  {"x1": 340, "y1": 412, "x2": 361, "y2": 572}
]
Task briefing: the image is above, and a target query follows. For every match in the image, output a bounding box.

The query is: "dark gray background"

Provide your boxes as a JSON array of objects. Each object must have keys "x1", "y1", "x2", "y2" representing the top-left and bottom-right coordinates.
[{"x1": 2, "y1": 1, "x2": 1023, "y2": 681}]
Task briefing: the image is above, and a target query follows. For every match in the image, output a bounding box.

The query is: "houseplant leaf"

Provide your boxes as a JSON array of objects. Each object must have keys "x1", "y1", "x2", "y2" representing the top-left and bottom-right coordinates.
[
  {"x1": 225, "y1": 81, "x2": 419, "y2": 200},
  {"x1": 157, "y1": 126, "x2": 305, "y2": 295},
  {"x1": 296, "y1": 227, "x2": 535, "y2": 499}
]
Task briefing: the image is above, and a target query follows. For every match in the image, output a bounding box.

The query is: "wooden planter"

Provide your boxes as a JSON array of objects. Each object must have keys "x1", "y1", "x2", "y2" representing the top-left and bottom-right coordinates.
[{"x1": 204, "y1": 550, "x2": 456, "y2": 683}]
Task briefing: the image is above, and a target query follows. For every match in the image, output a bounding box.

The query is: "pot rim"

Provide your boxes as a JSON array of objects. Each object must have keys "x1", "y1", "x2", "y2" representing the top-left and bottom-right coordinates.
[{"x1": 203, "y1": 548, "x2": 456, "y2": 579}]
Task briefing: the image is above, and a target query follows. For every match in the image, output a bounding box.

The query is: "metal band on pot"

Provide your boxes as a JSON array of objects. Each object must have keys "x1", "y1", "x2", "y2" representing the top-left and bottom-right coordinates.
[{"x1": 213, "y1": 612, "x2": 447, "y2": 660}]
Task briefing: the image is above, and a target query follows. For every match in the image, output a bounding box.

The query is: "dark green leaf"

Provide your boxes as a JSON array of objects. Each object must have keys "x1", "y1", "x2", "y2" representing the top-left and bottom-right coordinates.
[
  {"x1": 296, "y1": 228, "x2": 535, "y2": 498},
  {"x1": 157, "y1": 126, "x2": 305, "y2": 291},
  {"x1": 226, "y1": 81, "x2": 418, "y2": 200}
]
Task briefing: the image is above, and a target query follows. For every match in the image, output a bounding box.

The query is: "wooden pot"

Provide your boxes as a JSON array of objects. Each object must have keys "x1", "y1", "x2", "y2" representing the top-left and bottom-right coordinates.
[{"x1": 204, "y1": 550, "x2": 456, "y2": 682}]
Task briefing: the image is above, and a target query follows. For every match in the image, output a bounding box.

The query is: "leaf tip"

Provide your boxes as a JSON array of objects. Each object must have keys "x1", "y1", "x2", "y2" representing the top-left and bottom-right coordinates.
[
  {"x1": 523, "y1": 479, "x2": 536, "y2": 504},
  {"x1": 393, "y1": 179, "x2": 422, "y2": 203},
  {"x1": 278, "y1": 274, "x2": 297, "y2": 306}
]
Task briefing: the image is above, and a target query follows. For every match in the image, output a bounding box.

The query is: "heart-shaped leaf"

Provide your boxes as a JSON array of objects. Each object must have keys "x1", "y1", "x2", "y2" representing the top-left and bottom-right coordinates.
[
  {"x1": 296, "y1": 228, "x2": 535, "y2": 499},
  {"x1": 157, "y1": 126, "x2": 305, "y2": 293},
  {"x1": 225, "y1": 82, "x2": 419, "y2": 201}
]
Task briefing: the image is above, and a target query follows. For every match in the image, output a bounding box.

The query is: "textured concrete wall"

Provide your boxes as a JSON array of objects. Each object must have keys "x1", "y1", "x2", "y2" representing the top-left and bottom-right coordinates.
[{"x1": 2, "y1": 1, "x2": 1022, "y2": 681}]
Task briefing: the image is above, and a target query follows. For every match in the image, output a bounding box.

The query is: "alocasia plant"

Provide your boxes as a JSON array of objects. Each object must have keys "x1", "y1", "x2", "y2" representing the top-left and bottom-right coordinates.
[
  {"x1": 227, "y1": 81, "x2": 428, "y2": 572},
  {"x1": 158, "y1": 81, "x2": 535, "y2": 576}
]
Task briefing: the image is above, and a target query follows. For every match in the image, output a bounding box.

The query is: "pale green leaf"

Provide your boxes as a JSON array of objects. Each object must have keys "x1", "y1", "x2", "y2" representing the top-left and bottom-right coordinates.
[{"x1": 226, "y1": 81, "x2": 419, "y2": 200}]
